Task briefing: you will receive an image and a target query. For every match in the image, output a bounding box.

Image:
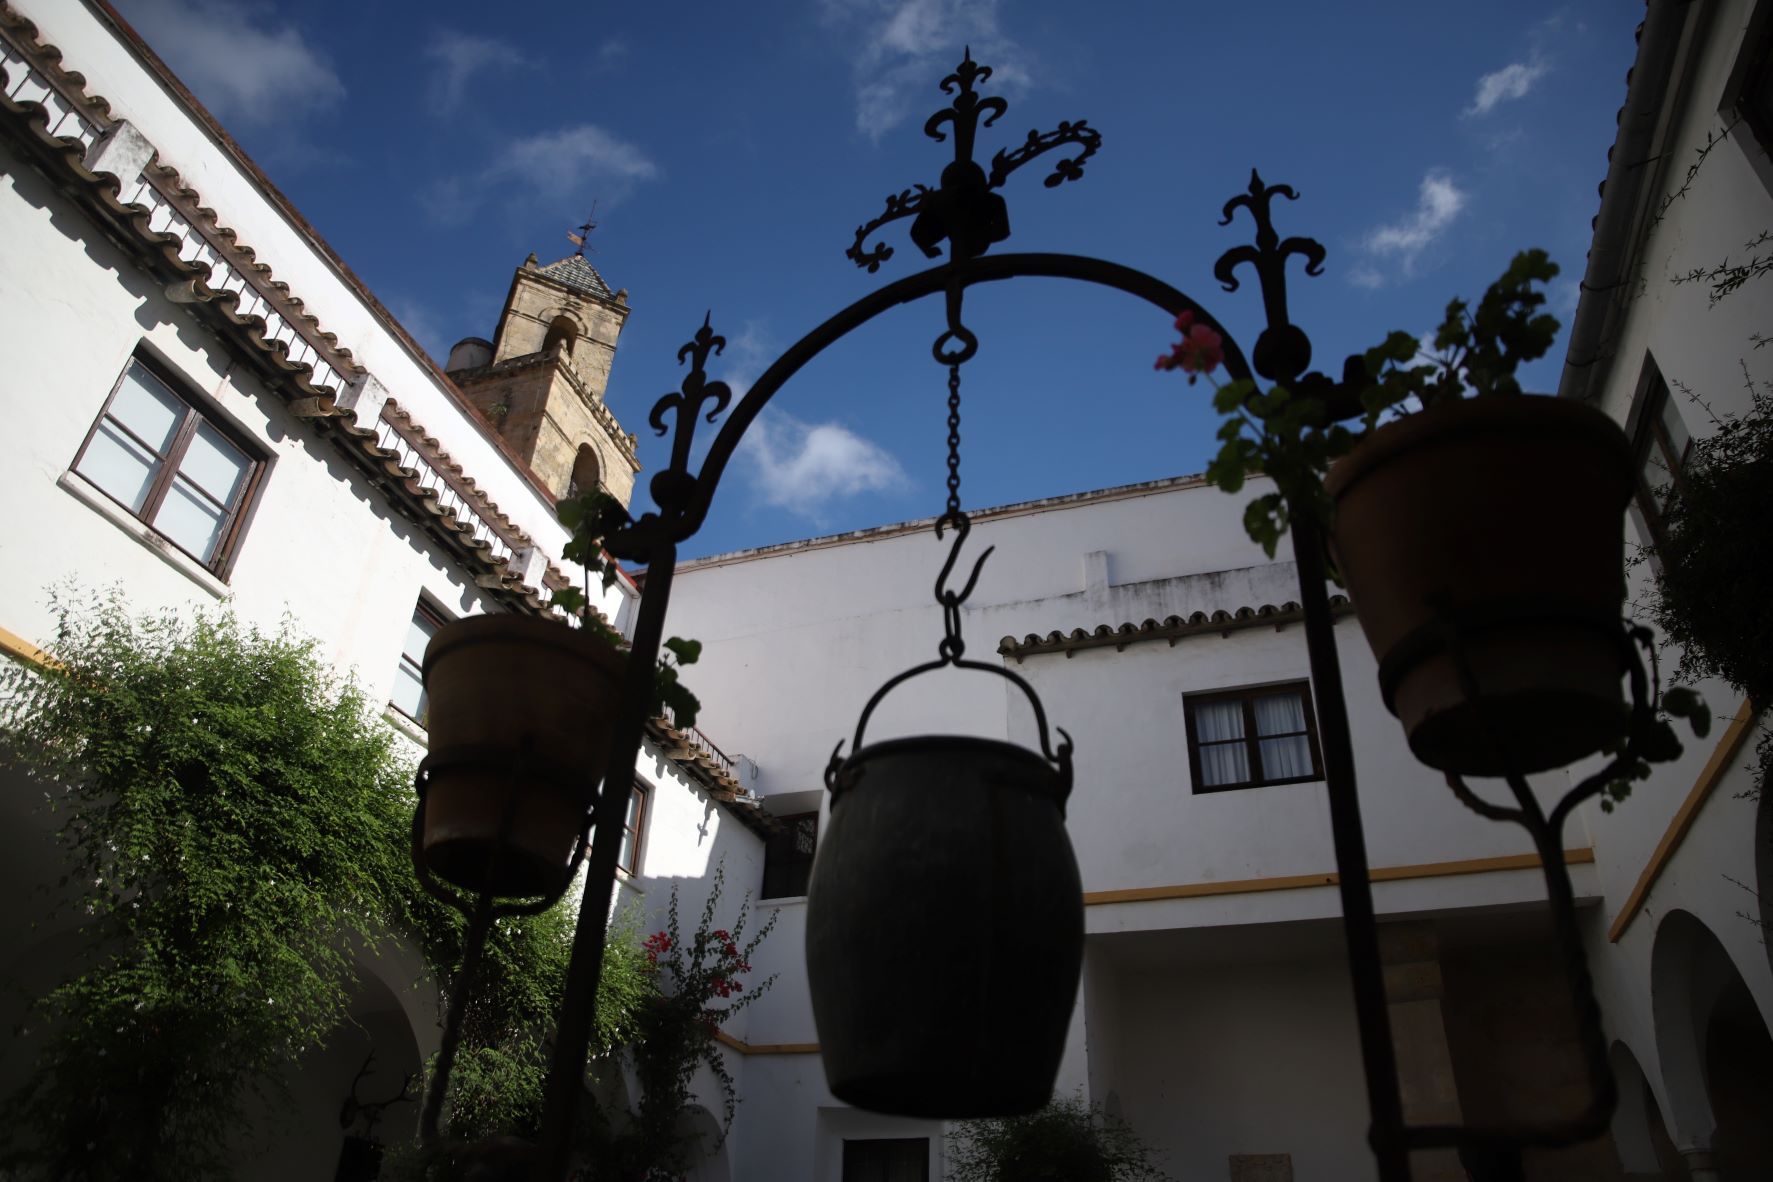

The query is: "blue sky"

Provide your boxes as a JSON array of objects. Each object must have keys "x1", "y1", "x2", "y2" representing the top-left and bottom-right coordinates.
[{"x1": 116, "y1": 0, "x2": 1640, "y2": 560}]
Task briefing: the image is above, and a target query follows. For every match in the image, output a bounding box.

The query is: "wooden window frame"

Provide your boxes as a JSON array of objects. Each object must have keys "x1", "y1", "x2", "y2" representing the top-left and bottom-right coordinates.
[
  {"x1": 1183, "y1": 680, "x2": 1324, "y2": 793},
  {"x1": 1629, "y1": 369, "x2": 1692, "y2": 548},
  {"x1": 70, "y1": 354, "x2": 266, "y2": 577},
  {"x1": 761, "y1": 810, "x2": 819, "y2": 900},
  {"x1": 617, "y1": 779, "x2": 648, "y2": 877},
  {"x1": 1735, "y1": 10, "x2": 1773, "y2": 161},
  {"x1": 390, "y1": 599, "x2": 447, "y2": 728}
]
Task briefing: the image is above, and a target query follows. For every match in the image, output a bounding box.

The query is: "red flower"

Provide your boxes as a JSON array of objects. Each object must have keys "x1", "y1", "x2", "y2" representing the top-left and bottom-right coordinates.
[{"x1": 1156, "y1": 309, "x2": 1224, "y2": 384}]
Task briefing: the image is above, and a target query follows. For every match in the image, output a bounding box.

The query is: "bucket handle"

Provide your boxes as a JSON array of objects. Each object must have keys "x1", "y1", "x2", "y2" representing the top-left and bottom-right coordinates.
[{"x1": 827, "y1": 513, "x2": 1073, "y2": 802}]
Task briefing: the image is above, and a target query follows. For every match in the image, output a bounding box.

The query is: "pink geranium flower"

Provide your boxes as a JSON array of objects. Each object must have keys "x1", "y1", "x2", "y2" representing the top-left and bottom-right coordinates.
[{"x1": 1155, "y1": 310, "x2": 1224, "y2": 384}]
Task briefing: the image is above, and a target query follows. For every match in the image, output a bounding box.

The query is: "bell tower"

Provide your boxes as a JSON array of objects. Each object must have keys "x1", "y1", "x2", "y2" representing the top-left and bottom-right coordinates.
[{"x1": 447, "y1": 249, "x2": 641, "y2": 509}]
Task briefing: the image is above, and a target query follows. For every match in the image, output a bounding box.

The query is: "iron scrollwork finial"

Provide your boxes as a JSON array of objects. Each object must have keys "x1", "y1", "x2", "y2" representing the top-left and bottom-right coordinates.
[
  {"x1": 1214, "y1": 169, "x2": 1327, "y2": 384},
  {"x1": 646, "y1": 313, "x2": 733, "y2": 517},
  {"x1": 845, "y1": 48, "x2": 1102, "y2": 273}
]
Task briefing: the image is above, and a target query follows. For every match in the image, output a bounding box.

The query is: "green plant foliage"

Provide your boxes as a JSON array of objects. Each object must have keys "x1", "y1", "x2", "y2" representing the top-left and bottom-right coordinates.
[
  {"x1": 945, "y1": 1093, "x2": 1170, "y2": 1182},
  {"x1": 0, "y1": 591, "x2": 659, "y2": 1178},
  {"x1": 1195, "y1": 250, "x2": 1562, "y2": 557},
  {"x1": 602, "y1": 860, "x2": 778, "y2": 1180},
  {"x1": 0, "y1": 591, "x2": 421, "y2": 1179},
  {"x1": 1646, "y1": 376, "x2": 1773, "y2": 797},
  {"x1": 415, "y1": 901, "x2": 656, "y2": 1146},
  {"x1": 549, "y1": 489, "x2": 704, "y2": 728}
]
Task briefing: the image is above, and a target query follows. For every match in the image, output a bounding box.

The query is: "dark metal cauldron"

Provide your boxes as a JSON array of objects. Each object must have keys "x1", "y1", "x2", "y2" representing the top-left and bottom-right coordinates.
[
  {"x1": 806, "y1": 513, "x2": 1083, "y2": 1120},
  {"x1": 809, "y1": 732, "x2": 1083, "y2": 1117}
]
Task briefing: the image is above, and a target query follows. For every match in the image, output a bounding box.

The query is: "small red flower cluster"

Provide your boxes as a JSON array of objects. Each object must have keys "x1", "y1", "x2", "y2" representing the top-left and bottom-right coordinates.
[
  {"x1": 643, "y1": 931, "x2": 672, "y2": 966},
  {"x1": 1155, "y1": 310, "x2": 1225, "y2": 384}
]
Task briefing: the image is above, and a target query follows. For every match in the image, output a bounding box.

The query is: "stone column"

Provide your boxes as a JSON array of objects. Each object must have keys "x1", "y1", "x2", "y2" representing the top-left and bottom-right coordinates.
[
  {"x1": 1379, "y1": 921, "x2": 1465, "y2": 1182},
  {"x1": 1678, "y1": 1145, "x2": 1720, "y2": 1181}
]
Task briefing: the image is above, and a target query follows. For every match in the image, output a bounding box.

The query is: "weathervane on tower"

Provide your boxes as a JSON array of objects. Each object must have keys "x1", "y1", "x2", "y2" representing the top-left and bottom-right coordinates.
[{"x1": 566, "y1": 202, "x2": 599, "y2": 257}]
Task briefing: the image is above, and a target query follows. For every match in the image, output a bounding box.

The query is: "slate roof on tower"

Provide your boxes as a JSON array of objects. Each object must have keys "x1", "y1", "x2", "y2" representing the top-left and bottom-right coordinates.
[{"x1": 539, "y1": 254, "x2": 615, "y2": 301}]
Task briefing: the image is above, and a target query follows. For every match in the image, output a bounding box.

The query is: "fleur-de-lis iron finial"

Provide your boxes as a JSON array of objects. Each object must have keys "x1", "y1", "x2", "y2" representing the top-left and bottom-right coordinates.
[
  {"x1": 1214, "y1": 170, "x2": 1327, "y2": 384},
  {"x1": 846, "y1": 50, "x2": 1102, "y2": 273},
  {"x1": 647, "y1": 313, "x2": 732, "y2": 515}
]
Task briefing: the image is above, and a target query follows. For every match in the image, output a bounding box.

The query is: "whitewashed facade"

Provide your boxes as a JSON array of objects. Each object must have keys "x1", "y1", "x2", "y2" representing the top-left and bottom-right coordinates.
[
  {"x1": 1, "y1": 1, "x2": 1770, "y2": 1181},
  {"x1": 0, "y1": 1, "x2": 769, "y2": 1177}
]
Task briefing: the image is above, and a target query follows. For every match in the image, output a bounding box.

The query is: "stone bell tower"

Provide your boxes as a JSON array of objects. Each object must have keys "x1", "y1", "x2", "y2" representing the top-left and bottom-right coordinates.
[{"x1": 446, "y1": 251, "x2": 641, "y2": 509}]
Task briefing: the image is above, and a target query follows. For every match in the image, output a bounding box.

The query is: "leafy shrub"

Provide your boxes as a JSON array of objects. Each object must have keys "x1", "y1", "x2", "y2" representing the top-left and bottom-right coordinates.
[{"x1": 945, "y1": 1093, "x2": 1169, "y2": 1182}]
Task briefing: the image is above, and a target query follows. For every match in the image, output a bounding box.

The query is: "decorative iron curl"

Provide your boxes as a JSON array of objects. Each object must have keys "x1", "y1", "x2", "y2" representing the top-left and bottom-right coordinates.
[
  {"x1": 847, "y1": 185, "x2": 933, "y2": 273},
  {"x1": 989, "y1": 119, "x2": 1102, "y2": 189}
]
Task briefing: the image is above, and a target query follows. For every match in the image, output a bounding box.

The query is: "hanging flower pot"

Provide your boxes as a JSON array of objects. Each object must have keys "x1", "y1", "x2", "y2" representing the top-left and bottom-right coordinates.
[
  {"x1": 1323, "y1": 395, "x2": 1636, "y2": 775},
  {"x1": 810, "y1": 729, "x2": 1082, "y2": 1117},
  {"x1": 419, "y1": 614, "x2": 622, "y2": 897}
]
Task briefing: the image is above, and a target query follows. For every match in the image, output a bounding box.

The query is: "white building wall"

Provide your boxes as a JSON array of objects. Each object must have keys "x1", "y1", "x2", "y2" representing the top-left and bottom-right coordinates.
[{"x1": 1562, "y1": 0, "x2": 1773, "y2": 1139}]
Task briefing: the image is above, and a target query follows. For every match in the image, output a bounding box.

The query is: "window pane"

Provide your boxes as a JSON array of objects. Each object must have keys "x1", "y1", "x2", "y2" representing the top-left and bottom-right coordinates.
[
  {"x1": 177, "y1": 420, "x2": 250, "y2": 505},
  {"x1": 1193, "y1": 699, "x2": 1245, "y2": 742},
  {"x1": 1252, "y1": 691, "x2": 1306, "y2": 736},
  {"x1": 78, "y1": 417, "x2": 163, "y2": 511},
  {"x1": 1657, "y1": 392, "x2": 1691, "y2": 465},
  {"x1": 110, "y1": 363, "x2": 185, "y2": 456},
  {"x1": 404, "y1": 611, "x2": 441, "y2": 667},
  {"x1": 618, "y1": 824, "x2": 639, "y2": 873},
  {"x1": 1198, "y1": 740, "x2": 1250, "y2": 787},
  {"x1": 154, "y1": 473, "x2": 228, "y2": 561},
  {"x1": 625, "y1": 788, "x2": 645, "y2": 830},
  {"x1": 391, "y1": 660, "x2": 426, "y2": 721},
  {"x1": 1258, "y1": 734, "x2": 1315, "y2": 780}
]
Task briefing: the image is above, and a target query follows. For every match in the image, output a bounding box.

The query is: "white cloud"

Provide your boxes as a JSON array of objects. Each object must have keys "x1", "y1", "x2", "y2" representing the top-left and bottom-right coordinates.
[
  {"x1": 823, "y1": 0, "x2": 1032, "y2": 141},
  {"x1": 426, "y1": 124, "x2": 659, "y2": 225},
  {"x1": 1465, "y1": 57, "x2": 1550, "y2": 117},
  {"x1": 738, "y1": 408, "x2": 908, "y2": 521},
  {"x1": 494, "y1": 126, "x2": 659, "y2": 197},
  {"x1": 424, "y1": 30, "x2": 524, "y2": 112},
  {"x1": 122, "y1": 0, "x2": 343, "y2": 124},
  {"x1": 1353, "y1": 171, "x2": 1467, "y2": 285}
]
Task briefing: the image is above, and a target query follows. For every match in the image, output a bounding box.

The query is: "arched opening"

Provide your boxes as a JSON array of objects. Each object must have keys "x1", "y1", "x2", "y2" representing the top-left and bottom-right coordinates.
[
  {"x1": 676, "y1": 1104, "x2": 731, "y2": 1182},
  {"x1": 1608, "y1": 1040, "x2": 1685, "y2": 1178},
  {"x1": 568, "y1": 444, "x2": 601, "y2": 499},
  {"x1": 1651, "y1": 908, "x2": 1773, "y2": 1178},
  {"x1": 543, "y1": 315, "x2": 579, "y2": 357}
]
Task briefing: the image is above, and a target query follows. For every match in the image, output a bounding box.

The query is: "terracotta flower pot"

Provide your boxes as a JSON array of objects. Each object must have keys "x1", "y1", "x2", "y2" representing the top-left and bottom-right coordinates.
[
  {"x1": 807, "y1": 735, "x2": 1084, "y2": 1117},
  {"x1": 1323, "y1": 395, "x2": 1636, "y2": 775},
  {"x1": 419, "y1": 615, "x2": 623, "y2": 897}
]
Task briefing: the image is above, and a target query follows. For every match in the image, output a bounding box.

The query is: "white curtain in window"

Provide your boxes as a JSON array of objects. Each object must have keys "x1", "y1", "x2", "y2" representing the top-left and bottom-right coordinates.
[
  {"x1": 1194, "y1": 699, "x2": 1245, "y2": 741},
  {"x1": 1199, "y1": 742, "x2": 1250, "y2": 787},
  {"x1": 1254, "y1": 691, "x2": 1313, "y2": 779},
  {"x1": 1193, "y1": 699, "x2": 1248, "y2": 787}
]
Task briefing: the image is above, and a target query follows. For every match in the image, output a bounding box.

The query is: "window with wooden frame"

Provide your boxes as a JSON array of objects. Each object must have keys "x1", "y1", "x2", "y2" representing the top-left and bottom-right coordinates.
[
  {"x1": 1630, "y1": 367, "x2": 1692, "y2": 547},
  {"x1": 390, "y1": 600, "x2": 445, "y2": 726},
  {"x1": 1184, "y1": 681, "x2": 1323, "y2": 792},
  {"x1": 1736, "y1": 13, "x2": 1773, "y2": 159},
  {"x1": 72, "y1": 356, "x2": 264, "y2": 574},
  {"x1": 617, "y1": 780, "x2": 648, "y2": 876},
  {"x1": 761, "y1": 811, "x2": 818, "y2": 899},
  {"x1": 841, "y1": 1138, "x2": 928, "y2": 1182}
]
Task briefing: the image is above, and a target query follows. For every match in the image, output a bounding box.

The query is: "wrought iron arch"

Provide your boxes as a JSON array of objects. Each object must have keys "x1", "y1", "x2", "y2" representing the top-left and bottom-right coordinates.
[
  {"x1": 613, "y1": 252, "x2": 1255, "y2": 551},
  {"x1": 520, "y1": 49, "x2": 1621, "y2": 1182}
]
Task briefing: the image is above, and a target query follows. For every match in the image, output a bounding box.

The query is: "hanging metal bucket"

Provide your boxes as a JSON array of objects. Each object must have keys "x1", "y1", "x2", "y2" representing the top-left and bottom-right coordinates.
[{"x1": 807, "y1": 617, "x2": 1081, "y2": 1117}]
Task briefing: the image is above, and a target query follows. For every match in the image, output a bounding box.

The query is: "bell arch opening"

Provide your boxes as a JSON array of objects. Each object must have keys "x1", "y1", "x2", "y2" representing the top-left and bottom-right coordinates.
[
  {"x1": 543, "y1": 315, "x2": 580, "y2": 357},
  {"x1": 568, "y1": 444, "x2": 602, "y2": 499}
]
